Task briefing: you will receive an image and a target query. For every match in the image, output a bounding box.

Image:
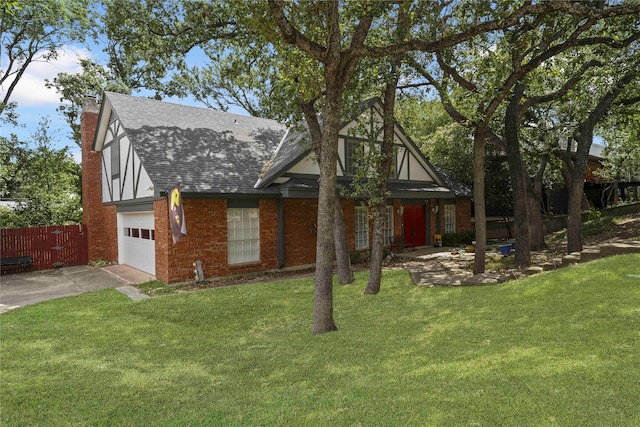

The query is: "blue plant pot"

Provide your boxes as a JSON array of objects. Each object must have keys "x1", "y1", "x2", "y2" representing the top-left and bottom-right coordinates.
[{"x1": 498, "y1": 244, "x2": 512, "y2": 256}]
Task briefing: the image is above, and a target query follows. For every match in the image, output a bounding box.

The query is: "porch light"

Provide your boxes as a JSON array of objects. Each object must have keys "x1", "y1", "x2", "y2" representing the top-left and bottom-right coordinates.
[
  {"x1": 397, "y1": 204, "x2": 404, "y2": 216},
  {"x1": 432, "y1": 204, "x2": 439, "y2": 215}
]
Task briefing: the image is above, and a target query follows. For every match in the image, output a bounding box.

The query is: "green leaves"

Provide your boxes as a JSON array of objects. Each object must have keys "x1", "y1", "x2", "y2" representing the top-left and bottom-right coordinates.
[{"x1": 0, "y1": 118, "x2": 81, "y2": 227}]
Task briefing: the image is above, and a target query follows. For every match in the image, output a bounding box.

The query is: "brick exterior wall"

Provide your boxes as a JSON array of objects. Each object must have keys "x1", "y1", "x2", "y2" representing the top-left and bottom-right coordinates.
[
  {"x1": 282, "y1": 199, "x2": 318, "y2": 266},
  {"x1": 81, "y1": 98, "x2": 474, "y2": 281},
  {"x1": 81, "y1": 98, "x2": 118, "y2": 264},
  {"x1": 155, "y1": 198, "x2": 280, "y2": 283},
  {"x1": 455, "y1": 198, "x2": 473, "y2": 232}
]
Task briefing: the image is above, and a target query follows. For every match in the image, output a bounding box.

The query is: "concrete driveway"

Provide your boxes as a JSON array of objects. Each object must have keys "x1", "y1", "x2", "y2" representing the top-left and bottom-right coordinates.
[{"x1": 0, "y1": 265, "x2": 153, "y2": 314}]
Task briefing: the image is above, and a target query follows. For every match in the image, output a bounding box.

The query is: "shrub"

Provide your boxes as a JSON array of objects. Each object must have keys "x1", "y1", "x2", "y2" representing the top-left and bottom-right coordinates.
[
  {"x1": 582, "y1": 216, "x2": 614, "y2": 237},
  {"x1": 442, "y1": 230, "x2": 475, "y2": 247},
  {"x1": 584, "y1": 208, "x2": 601, "y2": 221}
]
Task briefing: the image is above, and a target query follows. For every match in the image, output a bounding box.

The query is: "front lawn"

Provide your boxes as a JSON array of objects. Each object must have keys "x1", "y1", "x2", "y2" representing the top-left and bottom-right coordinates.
[{"x1": 2, "y1": 255, "x2": 640, "y2": 426}]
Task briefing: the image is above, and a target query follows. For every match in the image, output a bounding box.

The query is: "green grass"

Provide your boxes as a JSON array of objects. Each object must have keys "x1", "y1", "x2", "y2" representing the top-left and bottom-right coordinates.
[{"x1": 2, "y1": 255, "x2": 640, "y2": 426}]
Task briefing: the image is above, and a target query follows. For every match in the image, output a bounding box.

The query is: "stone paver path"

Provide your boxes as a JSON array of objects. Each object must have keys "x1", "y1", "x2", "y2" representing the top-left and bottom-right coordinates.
[{"x1": 399, "y1": 239, "x2": 640, "y2": 287}]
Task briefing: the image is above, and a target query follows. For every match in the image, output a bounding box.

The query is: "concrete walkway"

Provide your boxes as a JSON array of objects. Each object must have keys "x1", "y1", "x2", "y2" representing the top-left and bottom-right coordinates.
[{"x1": 0, "y1": 264, "x2": 152, "y2": 314}]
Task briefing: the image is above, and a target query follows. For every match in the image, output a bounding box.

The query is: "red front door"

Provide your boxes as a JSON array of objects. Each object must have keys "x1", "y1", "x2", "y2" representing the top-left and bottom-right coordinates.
[{"x1": 403, "y1": 205, "x2": 426, "y2": 247}]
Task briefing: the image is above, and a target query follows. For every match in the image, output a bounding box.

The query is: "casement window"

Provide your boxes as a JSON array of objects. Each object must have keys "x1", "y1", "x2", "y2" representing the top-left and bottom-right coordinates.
[
  {"x1": 444, "y1": 202, "x2": 456, "y2": 234},
  {"x1": 355, "y1": 206, "x2": 369, "y2": 249},
  {"x1": 383, "y1": 206, "x2": 394, "y2": 245},
  {"x1": 227, "y1": 207, "x2": 260, "y2": 264}
]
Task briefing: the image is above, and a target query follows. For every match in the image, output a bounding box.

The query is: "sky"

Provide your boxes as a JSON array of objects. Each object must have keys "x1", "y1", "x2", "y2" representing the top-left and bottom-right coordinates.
[
  {"x1": 1, "y1": 44, "x2": 99, "y2": 163},
  {"x1": 0, "y1": 42, "x2": 224, "y2": 164}
]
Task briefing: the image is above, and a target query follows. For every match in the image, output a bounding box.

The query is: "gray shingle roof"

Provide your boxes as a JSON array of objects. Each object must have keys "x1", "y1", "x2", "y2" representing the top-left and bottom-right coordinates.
[
  {"x1": 100, "y1": 92, "x2": 470, "y2": 199},
  {"x1": 255, "y1": 124, "x2": 312, "y2": 188},
  {"x1": 431, "y1": 165, "x2": 473, "y2": 197},
  {"x1": 104, "y1": 92, "x2": 287, "y2": 195}
]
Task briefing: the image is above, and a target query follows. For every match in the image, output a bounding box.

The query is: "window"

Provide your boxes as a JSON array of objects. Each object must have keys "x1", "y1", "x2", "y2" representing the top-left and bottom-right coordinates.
[
  {"x1": 355, "y1": 206, "x2": 369, "y2": 249},
  {"x1": 383, "y1": 206, "x2": 394, "y2": 245},
  {"x1": 110, "y1": 138, "x2": 120, "y2": 179},
  {"x1": 124, "y1": 227, "x2": 154, "y2": 240},
  {"x1": 227, "y1": 207, "x2": 260, "y2": 264},
  {"x1": 345, "y1": 139, "x2": 359, "y2": 176},
  {"x1": 388, "y1": 147, "x2": 398, "y2": 180},
  {"x1": 444, "y1": 202, "x2": 456, "y2": 234}
]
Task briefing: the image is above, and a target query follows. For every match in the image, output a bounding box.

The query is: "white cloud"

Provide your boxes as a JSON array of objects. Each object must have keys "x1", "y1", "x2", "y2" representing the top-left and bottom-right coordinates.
[{"x1": 2, "y1": 45, "x2": 93, "y2": 107}]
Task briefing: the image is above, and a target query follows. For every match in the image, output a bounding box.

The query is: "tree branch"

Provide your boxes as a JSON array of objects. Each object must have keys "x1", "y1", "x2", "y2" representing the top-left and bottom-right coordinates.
[{"x1": 268, "y1": 0, "x2": 327, "y2": 62}]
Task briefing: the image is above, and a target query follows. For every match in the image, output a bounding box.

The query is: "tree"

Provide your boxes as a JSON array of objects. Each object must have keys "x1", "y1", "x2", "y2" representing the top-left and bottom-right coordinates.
[
  {"x1": 596, "y1": 113, "x2": 640, "y2": 203},
  {"x1": 396, "y1": 98, "x2": 512, "y2": 217},
  {"x1": 102, "y1": 0, "x2": 610, "y2": 333},
  {"x1": 363, "y1": 4, "x2": 409, "y2": 295},
  {"x1": 411, "y1": 1, "x2": 640, "y2": 270},
  {"x1": 0, "y1": 0, "x2": 98, "y2": 118},
  {"x1": 45, "y1": 58, "x2": 130, "y2": 146},
  {"x1": 561, "y1": 57, "x2": 639, "y2": 252},
  {"x1": 0, "y1": 118, "x2": 82, "y2": 228}
]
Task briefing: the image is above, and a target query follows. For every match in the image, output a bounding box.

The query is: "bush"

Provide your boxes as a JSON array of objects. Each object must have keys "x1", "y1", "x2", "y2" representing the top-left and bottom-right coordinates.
[
  {"x1": 582, "y1": 216, "x2": 614, "y2": 237},
  {"x1": 584, "y1": 208, "x2": 601, "y2": 221},
  {"x1": 442, "y1": 230, "x2": 475, "y2": 247}
]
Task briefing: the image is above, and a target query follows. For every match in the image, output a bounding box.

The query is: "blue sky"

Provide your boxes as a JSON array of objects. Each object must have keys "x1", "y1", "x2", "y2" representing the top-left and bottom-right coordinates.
[
  {"x1": 1, "y1": 44, "x2": 93, "y2": 162},
  {"x1": 0, "y1": 41, "x2": 239, "y2": 164}
]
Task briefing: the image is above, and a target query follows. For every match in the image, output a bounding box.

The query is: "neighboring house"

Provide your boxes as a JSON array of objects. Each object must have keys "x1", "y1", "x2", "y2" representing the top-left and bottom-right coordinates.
[
  {"x1": 82, "y1": 92, "x2": 472, "y2": 283},
  {"x1": 546, "y1": 142, "x2": 640, "y2": 213}
]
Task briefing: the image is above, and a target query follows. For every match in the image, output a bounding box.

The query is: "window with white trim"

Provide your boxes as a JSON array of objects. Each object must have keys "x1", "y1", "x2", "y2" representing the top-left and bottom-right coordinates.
[
  {"x1": 383, "y1": 206, "x2": 394, "y2": 245},
  {"x1": 227, "y1": 207, "x2": 260, "y2": 264},
  {"x1": 355, "y1": 206, "x2": 369, "y2": 249},
  {"x1": 444, "y1": 202, "x2": 456, "y2": 234}
]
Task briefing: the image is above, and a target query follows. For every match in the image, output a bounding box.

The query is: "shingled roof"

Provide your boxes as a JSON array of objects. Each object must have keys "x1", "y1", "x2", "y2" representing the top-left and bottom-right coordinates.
[
  {"x1": 99, "y1": 92, "x2": 287, "y2": 195},
  {"x1": 95, "y1": 93, "x2": 471, "y2": 199}
]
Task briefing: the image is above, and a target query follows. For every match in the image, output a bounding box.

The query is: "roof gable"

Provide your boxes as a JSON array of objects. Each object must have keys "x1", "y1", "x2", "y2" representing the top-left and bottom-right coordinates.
[
  {"x1": 94, "y1": 92, "x2": 287, "y2": 195},
  {"x1": 255, "y1": 98, "x2": 446, "y2": 189}
]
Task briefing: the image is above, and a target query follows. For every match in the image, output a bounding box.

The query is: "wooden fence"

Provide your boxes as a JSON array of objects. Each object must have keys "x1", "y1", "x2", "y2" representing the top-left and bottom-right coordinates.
[{"x1": 1, "y1": 225, "x2": 88, "y2": 273}]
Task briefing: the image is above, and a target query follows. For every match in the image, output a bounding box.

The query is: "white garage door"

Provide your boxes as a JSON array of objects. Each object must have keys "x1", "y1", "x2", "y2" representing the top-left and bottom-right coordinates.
[{"x1": 118, "y1": 212, "x2": 155, "y2": 275}]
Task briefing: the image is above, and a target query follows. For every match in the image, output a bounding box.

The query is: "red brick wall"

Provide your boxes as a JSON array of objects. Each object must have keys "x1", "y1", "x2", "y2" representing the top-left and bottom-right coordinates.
[
  {"x1": 156, "y1": 196, "x2": 477, "y2": 282},
  {"x1": 341, "y1": 199, "x2": 356, "y2": 251},
  {"x1": 155, "y1": 198, "x2": 280, "y2": 283},
  {"x1": 81, "y1": 98, "x2": 118, "y2": 264},
  {"x1": 455, "y1": 198, "x2": 473, "y2": 232},
  {"x1": 282, "y1": 199, "x2": 318, "y2": 266}
]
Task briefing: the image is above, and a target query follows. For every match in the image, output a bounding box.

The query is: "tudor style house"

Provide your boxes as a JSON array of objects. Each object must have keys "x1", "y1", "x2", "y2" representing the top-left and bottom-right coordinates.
[{"x1": 82, "y1": 92, "x2": 472, "y2": 283}]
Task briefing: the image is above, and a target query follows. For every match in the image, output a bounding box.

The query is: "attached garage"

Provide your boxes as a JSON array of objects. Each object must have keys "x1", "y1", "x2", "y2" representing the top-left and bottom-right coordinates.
[{"x1": 117, "y1": 212, "x2": 156, "y2": 275}]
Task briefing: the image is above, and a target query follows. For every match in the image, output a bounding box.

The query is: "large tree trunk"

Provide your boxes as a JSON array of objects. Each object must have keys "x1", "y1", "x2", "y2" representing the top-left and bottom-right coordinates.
[
  {"x1": 526, "y1": 190, "x2": 546, "y2": 250},
  {"x1": 300, "y1": 100, "x2": 353, "y2": 286},
  {"x1": 365, "y1": 206, "x2": 385, "y2": 294},
  {"x1": 313, "y1": 91, "x2": 341, "y2": 335},
  {"x1": 566, "y1": 177, "x2": 585, "y2": 253},
  {"x1": 334, "y1": 197, "x2": 354, "y2": 285},
  {"x1": 504, "y1": 83, "x2": 531, "y2": 268},
  {"x1": 472, "y1": 126, "x2": 487, "y2": 274},
  {"x1": 528, "y1": 153, "x2": 548, "y2": 251}
]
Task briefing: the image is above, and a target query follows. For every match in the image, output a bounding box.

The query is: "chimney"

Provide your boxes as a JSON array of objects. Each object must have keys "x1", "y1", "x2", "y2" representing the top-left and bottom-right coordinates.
[{"x1": 80, "y1": 95, "x2": 116, "y2": 263}]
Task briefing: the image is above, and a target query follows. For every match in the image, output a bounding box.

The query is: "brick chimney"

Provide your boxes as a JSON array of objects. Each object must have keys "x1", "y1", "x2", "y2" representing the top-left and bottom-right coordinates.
[{"x1": 81, "y1": 96, "x2": 118, "y2": 264}]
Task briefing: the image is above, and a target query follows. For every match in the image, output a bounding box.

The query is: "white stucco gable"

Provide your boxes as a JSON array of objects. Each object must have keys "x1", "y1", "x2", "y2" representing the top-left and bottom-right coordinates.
[
  {"x1": 96, "y1": 115, "x2": 155, "y2": 203},
  {"x1": 257, "y1": 98, "x2": 444, "y2": 187}
]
